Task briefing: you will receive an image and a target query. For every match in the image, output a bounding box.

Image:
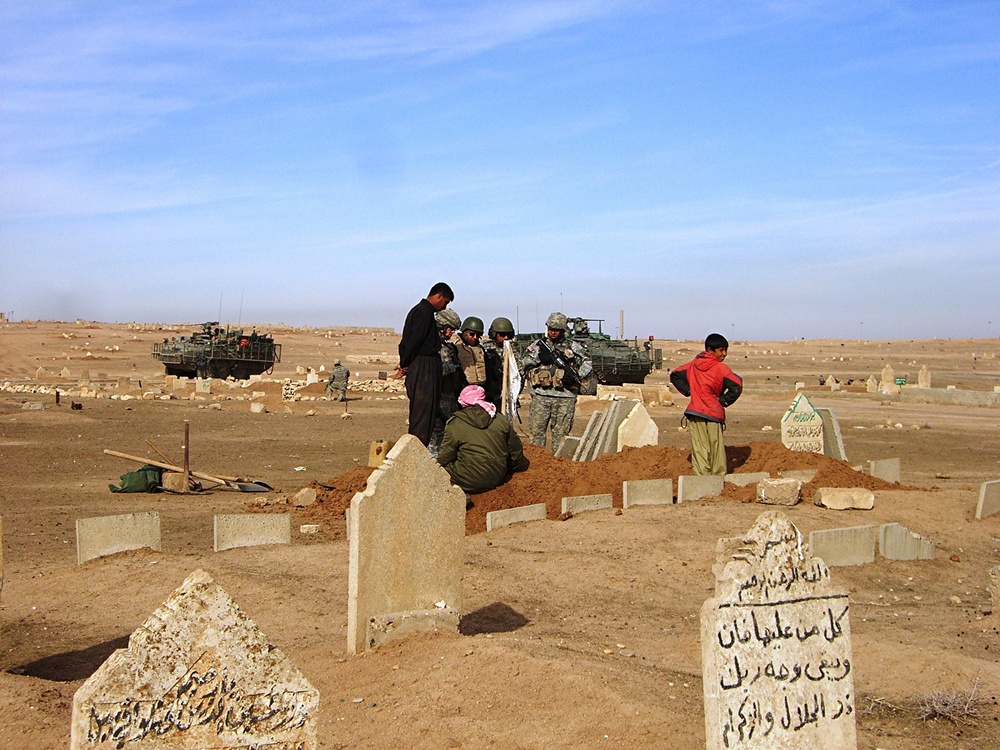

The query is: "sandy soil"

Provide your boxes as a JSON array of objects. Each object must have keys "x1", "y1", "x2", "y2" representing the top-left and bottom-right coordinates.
[{"x1": 1, "y1": 321, "x2": 998, "y2": 749}]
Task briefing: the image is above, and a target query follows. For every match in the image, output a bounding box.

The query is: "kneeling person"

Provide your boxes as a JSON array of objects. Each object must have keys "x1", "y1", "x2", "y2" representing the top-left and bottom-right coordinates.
[{"x1": 438, "y1": 385, "x2": 524, "y2": 494}]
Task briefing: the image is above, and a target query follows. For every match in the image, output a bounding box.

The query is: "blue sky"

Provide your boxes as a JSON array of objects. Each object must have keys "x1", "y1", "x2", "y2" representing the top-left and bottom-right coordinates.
[{"x1": 1, "y1": 2, "x2": 997, "y2": 340}]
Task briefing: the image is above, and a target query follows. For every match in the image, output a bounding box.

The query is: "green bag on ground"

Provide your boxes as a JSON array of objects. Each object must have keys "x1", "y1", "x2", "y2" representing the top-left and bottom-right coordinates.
[{"x1": 109, "y1": 465, "x2": 163, "y2": 493}]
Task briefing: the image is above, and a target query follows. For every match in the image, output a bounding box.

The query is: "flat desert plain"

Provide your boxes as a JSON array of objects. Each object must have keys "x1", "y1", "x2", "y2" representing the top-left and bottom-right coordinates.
[{"x1": 1, "y1": 320, "x2": 998, "y2": 749}]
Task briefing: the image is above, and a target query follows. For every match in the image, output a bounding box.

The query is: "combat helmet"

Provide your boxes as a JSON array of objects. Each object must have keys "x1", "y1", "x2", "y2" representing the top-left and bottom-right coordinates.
[
  {"x1": 461, "y1": 316, "x2": 485, "y2": 334},
  {"x1": 545, "y1": 312, "x2": 568, "y2": 331},
  {"x1": 489, "y1": 317, "x2": 515, "y2": 336},
  {"x1": 435, "y1": 309, "x2": 461, "y2": 330}
]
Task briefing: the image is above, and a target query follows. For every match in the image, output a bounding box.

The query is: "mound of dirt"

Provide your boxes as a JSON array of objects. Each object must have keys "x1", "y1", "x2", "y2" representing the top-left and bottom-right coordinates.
[{"x1": 303, "y1": 442, "x2": 905, "y2": 535}]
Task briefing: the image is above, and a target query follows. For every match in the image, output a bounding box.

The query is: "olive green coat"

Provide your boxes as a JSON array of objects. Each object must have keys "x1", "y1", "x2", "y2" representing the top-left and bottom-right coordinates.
[{"x1": 438, "y1": 406, "x2": 523, "y2": 494}]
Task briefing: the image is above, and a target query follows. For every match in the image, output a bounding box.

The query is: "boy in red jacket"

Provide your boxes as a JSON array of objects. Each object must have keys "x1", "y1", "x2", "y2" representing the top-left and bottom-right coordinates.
[{"x1": 670, "y1": 333, "x2": 743, "y2": 476}]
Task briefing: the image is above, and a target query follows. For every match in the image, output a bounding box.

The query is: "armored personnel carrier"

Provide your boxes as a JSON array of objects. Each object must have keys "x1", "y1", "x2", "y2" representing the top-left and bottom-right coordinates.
[
  {"x1": 152, "y1": 322, "x2": 281, "y2": 380},
  {"x1": 513, "y1": 317, "x2": 661, "y2": 395}
]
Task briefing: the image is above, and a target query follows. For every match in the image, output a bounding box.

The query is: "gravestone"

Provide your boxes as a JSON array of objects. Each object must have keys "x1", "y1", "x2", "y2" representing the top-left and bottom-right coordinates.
[
  {"x1": 865, "y1": 376, "x2": 877, "y2": 394},
  {"x1": 617, "y1": 401, "x2": 658, "y2": 450},
  {"x1": 214, "y1": 514, "x2": 291, "y2": 552},
  {"x1": 76, "y1": 513, "x2": 161, "y2": 565},
  {"x1": 815, "y1": 408, "x2": 848, "y2": 462},
  {"x1": 0, "y1": 515, "x2": 3, "y2": 601},
  {"x1": 917, "y1": 365, "x2": 931, "y2": 389},
  {"x1": 486, "y1": 502, "x2": 548, "y2": 532},
  {"x1": 975, "y1": 479, "x2": 1000, "y2": 520},
  {"x1": 780, "y1": 393, "x2": 824, "y2": 454},
  {"x1": 71, "y1": 569, "x2": 319, "y2": 750},
  {"x1": 702, "y1": 512, "x2": 856, "y2": 749},
  {"x1": 561, "y1": 493, "x2": 613, "y2": 515},
  {"x1": 878, "y1": 365, "x2": 899, "y2": 395},
  {"x1": 347, "y1": 434, "x2": 466, "y2": 654},
  {"x1": 878, "y1": 523, "x2": 934, "y2": 561},
  {"x1": 867, "y1": 458, "x2": 900, "y2": 483},
  {"x1": 195, "y1": 378, "x2": 211, "y2": 394}
]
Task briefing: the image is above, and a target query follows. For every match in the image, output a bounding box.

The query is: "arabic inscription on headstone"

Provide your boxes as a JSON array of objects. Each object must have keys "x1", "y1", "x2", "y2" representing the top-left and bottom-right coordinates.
[
  {"x1": 780, "y1": 394, "x2": 824, "y2": 454},
  {"x1": 701, "y1": 512, "x2": 856, "y2": 750}
]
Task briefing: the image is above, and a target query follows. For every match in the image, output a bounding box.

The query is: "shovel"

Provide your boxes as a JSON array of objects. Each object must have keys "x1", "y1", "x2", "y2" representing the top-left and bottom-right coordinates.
[{"x1": 103, "y1": 450, "x2": 272, "y2": 492}]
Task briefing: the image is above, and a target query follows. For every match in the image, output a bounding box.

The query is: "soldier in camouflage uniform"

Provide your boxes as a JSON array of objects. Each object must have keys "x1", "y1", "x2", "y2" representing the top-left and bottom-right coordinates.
[
  {"x1": 326, "y1": 359, "x2": 350, "y2": 401},
  {"x1": 428, "y1": 309, "x2": 465, "y2": 458},
  {"x1": 519, "y1": 312, "x2": 593, "y2": 453},
  {"x1": 482, "y1": 316, "x2": 515, "y2": 411}
]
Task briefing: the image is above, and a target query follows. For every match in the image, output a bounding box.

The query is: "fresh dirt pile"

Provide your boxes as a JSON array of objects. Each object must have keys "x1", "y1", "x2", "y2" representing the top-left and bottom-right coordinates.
[{"x1": 303, "y1": 441, "x2": 906, "y2": 535}]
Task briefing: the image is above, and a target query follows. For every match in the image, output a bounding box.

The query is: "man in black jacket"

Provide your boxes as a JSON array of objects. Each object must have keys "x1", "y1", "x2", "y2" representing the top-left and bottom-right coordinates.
[{"x1": 396, "y1": 282, "x2": 454, "y2": 446}]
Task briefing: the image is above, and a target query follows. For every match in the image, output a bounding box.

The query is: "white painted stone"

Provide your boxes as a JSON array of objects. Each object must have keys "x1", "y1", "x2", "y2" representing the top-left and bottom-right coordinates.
[
  {"x1": 347, "y1": 434, "x2": 465, "y2": 654},
  {"x1": 702, "y1": 512, "x2": 857, "y2": 750},
  {"x1": 814, "y1": 488, "x2": 875, "y2": 511},
  {"x1": 71, "y1": 569, "x2": 319, "y2": 750}
]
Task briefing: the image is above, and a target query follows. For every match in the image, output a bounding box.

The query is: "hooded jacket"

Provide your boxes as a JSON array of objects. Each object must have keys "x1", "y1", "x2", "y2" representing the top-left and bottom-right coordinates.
[
  {"x1": 670, "y1": 351, "x2": 742, "y2": 423},
  {"x1": 438, "y1": 406, "x2": 524, "y2": 494}
]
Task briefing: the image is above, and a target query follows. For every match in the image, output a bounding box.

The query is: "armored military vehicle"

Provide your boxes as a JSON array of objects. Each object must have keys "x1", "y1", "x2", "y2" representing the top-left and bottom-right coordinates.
[
  {"x1": 152, "y1": 322, "x2": 281, "y2": 380},
  {"x1": 514, "y1": 317, "x2": 662, "y2": 395}
]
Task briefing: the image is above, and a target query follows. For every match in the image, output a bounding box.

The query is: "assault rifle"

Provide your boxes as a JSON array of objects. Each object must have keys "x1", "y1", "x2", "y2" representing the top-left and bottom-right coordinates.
[{"x1": 537, "y1": 337, "x2": 581, "y2": 388}]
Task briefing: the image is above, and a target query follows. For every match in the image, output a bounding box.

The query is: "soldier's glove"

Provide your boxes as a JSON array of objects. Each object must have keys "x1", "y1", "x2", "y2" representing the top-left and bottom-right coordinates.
[
  {"x1": 563, "y1": 348, "x2": 574, "y2": 359},
  {"x1": 537, "y1": 346, "x2": 555, "y2": 365}
]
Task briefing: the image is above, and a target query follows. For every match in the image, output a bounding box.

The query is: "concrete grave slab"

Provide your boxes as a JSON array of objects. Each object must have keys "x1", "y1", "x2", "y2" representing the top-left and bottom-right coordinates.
[
  {"x1": 556, "y1": 435, "x2": 581, "y2": 459},
  {"x1": 70, "y1": 569, "x2": 319, "y2": 750},
  {"x1": 702, "y1": 512, "x2": 857, "y2": 750},
  {"x1": 616, "y1": 401, "x2": 658, "y2": 450},
  {"x1": 724, "y1": 472, "x2": 770, "y2": 487},
  {"x1": 677, "y1": 475, "x2": 724, "y2": 502},
  {"x1": 756, "y1": 477, "x2": 802, "y2": 506},
  {"x1": 878, "y1": 523, "x2": 934, "y2": 561},
  {"x1": 816, "y1": 407, "x2": 848, "y2": 461},
  {"x1": 561, "y1": 493, "x2": 613, "y2": 515},
  {"x1": 214, "y1": 513, "x2": 291, "y2": 552},
  {"x1": 486, "y1": 503, "x2": 548, "y2": 532},
  {"x1": 814, "y1": 487, "x2": 875, "y2": 511},
  {"x1": 76, "y1": 512, "x2": 161, "y2": 565},
  {"x1": 809, "y1": 525, "x2": 877, "y2": 566},
  {"x1": 868, "y1": 458, "x2": 901, "y2": 483},
  {"x1": 347, "y1": 434, "x2": 466, "y2": 654},
  {"x1": 975, "y1": 479, "x2": 1000, "y2": 520},
  {"x1": 780, "y1": 469, "x2": 818, "y2": 482},
  {"x1": 622, "y1": 478, "x2": 674, "y2": 508}
]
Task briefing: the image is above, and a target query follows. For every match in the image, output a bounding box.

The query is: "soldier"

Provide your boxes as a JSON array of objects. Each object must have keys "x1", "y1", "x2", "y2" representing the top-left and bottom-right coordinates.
[
  {"x1": 453, "y1": 316, "x2": 488, "y2": 388},
  {"x1": 519, "y1": 311, "x2": 593, "y2": 453},
  {"x1": 326, "y1": 359, "x2": 350, "y2": 401},
  {"x1": 482, "y1": 316, "x2": 515, "y2": 411},
  {"x1": 429, "y1": 309, "x2": 465, "y2": 458}
]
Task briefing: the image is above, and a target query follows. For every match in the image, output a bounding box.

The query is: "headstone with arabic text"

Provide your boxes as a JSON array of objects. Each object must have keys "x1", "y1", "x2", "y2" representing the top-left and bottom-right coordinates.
[
  {"x1": 71, "y1": 569, "x2": 319, "y2": 750},
  {"x1": 701, "y1": 511, "x2": 856, "y2": 750},
  {"x1": 780, "y1": 393, "x2": 824, "y2": 454}
]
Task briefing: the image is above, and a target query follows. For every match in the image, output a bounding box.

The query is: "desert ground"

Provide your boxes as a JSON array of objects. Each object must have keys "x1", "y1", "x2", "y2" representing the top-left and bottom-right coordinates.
[{"x1": 1, "y1": 320, "x2": 998, "y2": 749}]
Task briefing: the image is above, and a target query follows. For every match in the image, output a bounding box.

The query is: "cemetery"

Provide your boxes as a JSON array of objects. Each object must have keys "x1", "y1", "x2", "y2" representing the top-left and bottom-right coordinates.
[{"x1": 0, "y1": 322, "x2": 998, "y2": 749}]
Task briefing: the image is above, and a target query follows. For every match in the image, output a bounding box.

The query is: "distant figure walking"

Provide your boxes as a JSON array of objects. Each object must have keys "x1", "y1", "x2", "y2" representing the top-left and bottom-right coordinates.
[
  {"x1": 396, "y1": 282, "x2": 455, "y2": 446},
  {"x1": 670, "y1": 333, "x2": 743, "y2": 476}
]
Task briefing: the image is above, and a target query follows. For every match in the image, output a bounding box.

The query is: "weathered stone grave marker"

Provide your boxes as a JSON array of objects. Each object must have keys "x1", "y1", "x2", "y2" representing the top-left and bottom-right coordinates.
[
  {"x1": 347, "y1": 434, "x2": 466, "y2": 654},
  {"x1": 701, "y1": 511, "x2": 857, "y2": 749},
  {"x1": 71, "y1": 569, "x2": 319, "y2": 749},
  {"x1": 781, "y1": 393, "x2": 824, "y2": 454}
]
